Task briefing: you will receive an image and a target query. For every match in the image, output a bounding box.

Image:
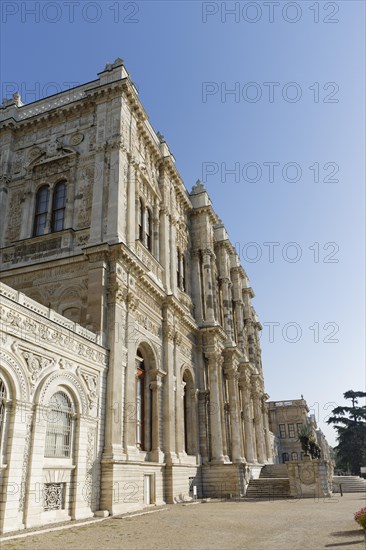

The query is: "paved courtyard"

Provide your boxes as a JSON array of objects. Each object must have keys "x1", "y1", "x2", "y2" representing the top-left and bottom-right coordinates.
[{"x1": 1, "y1": 494, "x2": 365, "y2": 550}]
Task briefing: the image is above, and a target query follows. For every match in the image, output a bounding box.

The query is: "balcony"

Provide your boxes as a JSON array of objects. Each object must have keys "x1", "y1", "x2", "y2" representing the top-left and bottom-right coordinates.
[
  {"x1": 134, "y1": 240, "x2": 164, "y2": 284},
  {"x1": 0, "y1": 228, "x2": 89, "y2": 268}
]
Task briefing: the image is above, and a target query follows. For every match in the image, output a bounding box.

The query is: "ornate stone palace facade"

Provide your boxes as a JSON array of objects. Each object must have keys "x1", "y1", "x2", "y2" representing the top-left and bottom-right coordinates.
[{"x1": 0, "y1": 59, "x2": 273, "y2": 533}]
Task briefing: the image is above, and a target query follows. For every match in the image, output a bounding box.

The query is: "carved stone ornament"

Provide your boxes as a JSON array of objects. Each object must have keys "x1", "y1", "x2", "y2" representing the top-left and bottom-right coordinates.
[
  {"x1": 22, "y1": 351, "x2": 55, "y2": 389},
  {"x1": 69, "y1": 132, "x2": 84, "y2": 146},
  {"x1": 81, "y1": 372, "x2": 98, "y2": 410},
  {"x1": 28, "y1": 146, "x2": 43, "y2": 161}
]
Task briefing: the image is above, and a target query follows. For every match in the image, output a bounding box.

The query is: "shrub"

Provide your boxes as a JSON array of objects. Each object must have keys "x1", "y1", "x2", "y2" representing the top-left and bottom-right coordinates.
[{"x1": 354, "y1": 507, "x2": 366, "y2": 529}]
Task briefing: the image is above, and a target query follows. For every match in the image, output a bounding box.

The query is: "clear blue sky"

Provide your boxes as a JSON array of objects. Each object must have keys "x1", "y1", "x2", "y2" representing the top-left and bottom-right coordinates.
[{"x1": 1, "y1": 1, "x2": 365, "y2": 445}]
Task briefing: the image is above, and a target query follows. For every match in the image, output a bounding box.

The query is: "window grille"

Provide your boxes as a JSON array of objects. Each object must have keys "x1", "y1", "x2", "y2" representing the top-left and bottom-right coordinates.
[
  {"x1": 43, "y1": 483, "x2": 65, "y2": 511},
  {"x1": 44, "y1": 392, "x2": 73, "y2": 458}
]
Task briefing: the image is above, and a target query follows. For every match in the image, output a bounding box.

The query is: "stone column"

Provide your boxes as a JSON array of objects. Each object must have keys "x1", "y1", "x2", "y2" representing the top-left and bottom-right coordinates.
[
  {"x1": 126, "y1": 160, "x2": 135, "y2": 249},
  {"x1": 191, "y1": 250, "x2": 204, "y2": 323},
  {"x1": 262, "y1": 397, "x2": 273, "y2": 461},
  {"x1": 206, "y1": 353, "x2": 225, "y2": 463},
  {"x1": 170, "y1": 218, "x2": 178, "y2": 293},
  {"x1": 221, "y1": 278, "x2": 234, "y2": 340},
  {"x1": 225, "y1": 368, "x2": 243, "y2": 463},
  {"x1": 0, "y1": 401, "x2": 31, "y2": 532},
  {"x1": 103, "y1": 279, "x2": 128, "y2": 461},
  {"x1": 0, "y1": 176, "x2": 10, "y2": 246},
  {"x1": 153, "y1": 201, "x2": 159, "y2": 260},
  {"x1": 89, "y1": 145, "x2": 106, "y2": 244},
  {"x1": 202, "y1": 250, "x2": 215, "y2": 323},
  {"x1": 251, "y1": 378, "x2": 267, "y2": 464},
  {"x1": 64, "y1": 157, "x2": 78, "y2": 230},
  {"x1": 238, "y1": 368, "x2": 256, "y2": 463},
  {"x1": 159, "y1": 207, "x2": 171, "y2": 292},
  {"x1": 197, "y1": 390, "x2": 209, "y2": 464},
  {"x1": 162, "y1": 321, "x2": 177, "y2": 464},
  {"x1": 149, "y1": 376, "x2": 164, "y2": 463},
  {"x1": 176, "y1": 380, "x2": 186, "y2": 455},
  {"x1": 234, "y1": 299, "x2": 245, "y2": 352},
  {"x1": 218, "y1": 367, "x2": 229, "y2": 461}
]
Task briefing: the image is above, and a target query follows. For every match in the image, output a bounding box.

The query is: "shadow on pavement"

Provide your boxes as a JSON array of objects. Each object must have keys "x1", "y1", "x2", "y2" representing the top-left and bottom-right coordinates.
[{"x1": 324, "y1": 528, "x2": 365, "y2": 548}]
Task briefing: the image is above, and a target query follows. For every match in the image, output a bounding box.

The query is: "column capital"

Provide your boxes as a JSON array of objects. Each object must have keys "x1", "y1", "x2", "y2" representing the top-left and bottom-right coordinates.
[
  {"x1": 202, "y1": 248, "x2": 215, "y2": 258},
  {"x1": 224, "y1": 366, "x2": 238, "y2": 381},
  {"x1": 150, "y1": 380, "x2": 162, "y2": 391},
  {"x1": 205, "y1": 351, "x2": 224, "y2": 368}
]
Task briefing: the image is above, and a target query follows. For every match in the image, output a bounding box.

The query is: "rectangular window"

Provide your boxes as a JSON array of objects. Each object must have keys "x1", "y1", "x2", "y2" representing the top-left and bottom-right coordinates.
[
  {"x1": 282, "y1": 452, "x2": 289, "y2": 463},
  {"x1": 291, "y1": 452, "x2": 298, "y2": 461},
  {"x1": 297, "y1": 423, "x2": 303, "y2": 435},
  {"x1": 279, "y1": 424, "x2": 286, "y2": 438},
  {"x1": 288, "y1": 423, "x2": 295, "y2": 438}
]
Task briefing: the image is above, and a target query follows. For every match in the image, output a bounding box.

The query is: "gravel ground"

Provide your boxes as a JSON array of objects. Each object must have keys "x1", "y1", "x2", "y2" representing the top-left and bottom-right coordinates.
[{"x1": 1, "y1": 494, "x2": 365, "y2": 550}]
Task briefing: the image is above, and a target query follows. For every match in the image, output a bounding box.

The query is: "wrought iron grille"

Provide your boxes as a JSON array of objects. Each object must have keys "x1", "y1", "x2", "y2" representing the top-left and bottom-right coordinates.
[
  {"x1": 44, "y1": 392, "x2": 73, "y2": 458},
  {"x1": 43, "y1": 483, "x2": 65, "y2": 511}
]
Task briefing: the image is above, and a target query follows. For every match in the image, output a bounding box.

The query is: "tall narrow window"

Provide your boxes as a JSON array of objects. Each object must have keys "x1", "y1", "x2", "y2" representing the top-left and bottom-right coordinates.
[
  {"x1": 282, "y1": 452, "x2": 289, "y2": 463},
  {"x1": 182, "y1": 254, "x2": 186, "y2": 291},
  {"x1": 51, "y1": 181, "x2": 67, "y2": 232},
  {"x1": 279, "y1": 424, "x2": 286, "y2": 438},
  {"x1": 136, "y1": 350, "x2": 145, "y2": 450},
  {"x1": 183, "y1": 383, "x2": 188, "y2": 452},
  {"x1": 138, "y1": 199, "x2": 144, "y2": 241},
  {"x1": 145, "y1": 208, "x2": 152, "y2": 251},
  {"x1": 183, "y1": 372, "x2": 195, "y2": 456},
  {"x1": 45, "y1": 392, "x2": 74, "y2": 458},
  {"x1": 288, "y1": 423, "x2": 295, "y2": 438},
  {"x1": 177, "y1": 249, "x2": 181, "y2": 288},
  {"x1": 291, "y1": 451, "x2": 298, "y2": 461},
  {"x1": 33, "y1": 186, "x2": 49, "y2": 236}
]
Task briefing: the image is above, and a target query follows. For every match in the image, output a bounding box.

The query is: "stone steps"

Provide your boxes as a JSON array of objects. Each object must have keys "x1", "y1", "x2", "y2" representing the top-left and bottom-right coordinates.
[
  {"x1": 332, "y1": 476, "x2": 366, "y2": 493},
  {"x1": 259, "y1": 465, "x2": 289, "y2": 479},
  {"x1": 246, "y1": 478, "x2": 291, "y2": 499}
]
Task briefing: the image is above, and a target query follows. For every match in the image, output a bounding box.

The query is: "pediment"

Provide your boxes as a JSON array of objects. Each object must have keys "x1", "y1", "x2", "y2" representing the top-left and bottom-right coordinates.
[{"x1": 28, "y1": 138, "x2": 78, "y2": 168}]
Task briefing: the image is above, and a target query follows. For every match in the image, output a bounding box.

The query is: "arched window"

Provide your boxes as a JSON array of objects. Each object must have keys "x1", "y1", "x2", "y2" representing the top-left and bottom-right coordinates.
[
  {"x1": 45, "y1": 392, "x2": 74, "y2": 458},
  {"x1": 51, "y1": 181, "x2": 67, "y2": 232},
  {"x1": 136, "y1": 350, "x2": 145, "y2": 450},
  {"x1": 291, "y1": 451, "x2": 298, "y2": 461},
  {"x1": 182, "y1": 371, "x2": 196, "y2": 456},
  {"x1": 138, "y1": 199, "x2": 144, "y2": 241},
  {"x1": 145, "y1": 208, "x2": 152, "y2": 252},
  {"x1": 33, "y1": 186, "x2": 50, "y2": 236}
]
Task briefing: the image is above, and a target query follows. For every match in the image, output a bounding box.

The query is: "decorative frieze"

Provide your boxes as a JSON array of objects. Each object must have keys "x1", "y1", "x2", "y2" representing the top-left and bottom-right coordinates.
[{"x1": 0, "y1": 301, "x2": 107, "y2": 366}]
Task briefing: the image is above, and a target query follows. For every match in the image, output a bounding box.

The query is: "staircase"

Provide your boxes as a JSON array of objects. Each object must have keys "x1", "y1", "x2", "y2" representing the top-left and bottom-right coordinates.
[
  {"x1": 246, "y1": 464, "x2": 291, "y2": 499},
  {"x1": 259, "y1": 465, "x2": 288, "y2": 478},
  {"x1": 332, "y1": 476, "x2": 366, "y2": 493}
]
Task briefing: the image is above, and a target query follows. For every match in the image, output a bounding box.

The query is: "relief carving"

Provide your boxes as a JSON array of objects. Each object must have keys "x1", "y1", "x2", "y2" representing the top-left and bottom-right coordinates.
[
  {"x1": 6, "y1": 188, "x2": 24, "y2": 242},
  {"x1": 22, "y1": 351, "x2": 55, "y2": 390}
]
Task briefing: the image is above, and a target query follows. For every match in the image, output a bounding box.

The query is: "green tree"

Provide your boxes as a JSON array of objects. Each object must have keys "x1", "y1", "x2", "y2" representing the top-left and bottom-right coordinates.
[{"x1": 327, "y1": 390, "x2": 366, "y2": 474}]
